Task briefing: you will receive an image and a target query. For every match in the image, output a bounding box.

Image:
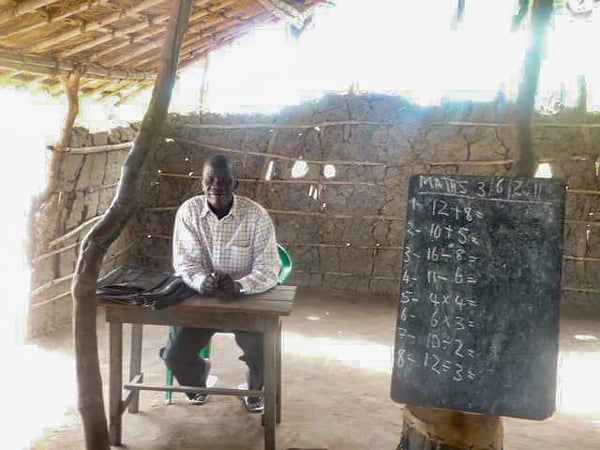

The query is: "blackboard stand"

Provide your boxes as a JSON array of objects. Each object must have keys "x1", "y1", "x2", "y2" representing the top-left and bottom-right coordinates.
[{"x1": 397, "y1": 405, "x2": 503, "y2": 450}]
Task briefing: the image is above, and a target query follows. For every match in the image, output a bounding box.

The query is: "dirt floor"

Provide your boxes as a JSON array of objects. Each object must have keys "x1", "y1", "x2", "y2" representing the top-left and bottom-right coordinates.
[{"x1": 23, "y1": 288, "x2": 600, "y2": 450}]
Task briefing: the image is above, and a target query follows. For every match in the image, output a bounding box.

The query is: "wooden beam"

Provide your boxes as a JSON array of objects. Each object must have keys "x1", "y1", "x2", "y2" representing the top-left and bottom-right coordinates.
[
  {"x1": 0, "y1": 0, "x2": 111, "y2": 40},
  {"x1": 114, "y1": 83, "x2": 152, "y2": 106},
  {"x1": 87, "y1": 0, "x2": 234, "y2": 63},
  {"x1": 58, "y1": 14, "x2": 158, "y2": 59},
  {"x1": 24, "y1": 0, "x2": 165, "y2": 53},
  {"x1": 0, "y1": 48, "x2": 155, "y2": 81},
  {"x1": 109, "y1": 2, "x2": 242, "y2": 67},
  {"x1": 47, "y1": 141, "x2": 132, "y2": 155},
  {"x1": 0, "y1": 0, "x2": 56, "y2": 25},
  {"x1": 71, "y1": 1, "x2": 194, "y2": 448}
]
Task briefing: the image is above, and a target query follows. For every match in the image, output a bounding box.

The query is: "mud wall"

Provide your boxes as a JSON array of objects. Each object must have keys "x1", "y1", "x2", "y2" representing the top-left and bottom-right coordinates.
[
  {"x1": 27, "y1": 125, "x2": 138, "y2": 337},
  {"x1": 132, "y1": 94, "x2": 600, "y2": 304}
]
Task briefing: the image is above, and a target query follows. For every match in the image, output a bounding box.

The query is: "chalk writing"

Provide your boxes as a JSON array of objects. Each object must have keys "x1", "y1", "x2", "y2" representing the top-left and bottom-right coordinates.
[{"x1": 392, "y1": 174, "x2": 566, "y2": 420}]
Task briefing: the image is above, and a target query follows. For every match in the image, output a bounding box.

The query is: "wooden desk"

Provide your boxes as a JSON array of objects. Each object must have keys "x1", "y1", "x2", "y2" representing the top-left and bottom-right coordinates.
[{"x1": 102, "y1": 285, "x2": 296, "y2": 450}]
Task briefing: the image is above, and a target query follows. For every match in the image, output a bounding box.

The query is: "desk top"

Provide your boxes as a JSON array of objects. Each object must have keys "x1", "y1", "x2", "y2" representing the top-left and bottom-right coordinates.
[{"x1": 101, "y1": 285, "x2": 297, "y2": 317}]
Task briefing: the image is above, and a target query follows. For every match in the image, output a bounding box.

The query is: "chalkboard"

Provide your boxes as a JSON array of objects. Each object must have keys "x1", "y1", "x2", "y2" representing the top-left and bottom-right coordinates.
[{"x1": 390, "y1": 174, "x2": 566, "y2": 420}]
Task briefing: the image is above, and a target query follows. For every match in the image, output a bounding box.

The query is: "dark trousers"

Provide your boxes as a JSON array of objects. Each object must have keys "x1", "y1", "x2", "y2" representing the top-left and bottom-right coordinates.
[{"x1": 162, "y1": 327, "x2": 264, "y2": 390}]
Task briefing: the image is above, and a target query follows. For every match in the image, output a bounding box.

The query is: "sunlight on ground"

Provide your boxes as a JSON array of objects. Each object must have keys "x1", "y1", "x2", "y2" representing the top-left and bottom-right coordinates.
[
  {"x1": 283, "y1": 331, "x2": 600, "y2": 418},
  {"x1": 8, "y1": 346, "x2": 76, "y2": 449},
  {"x1": 557, "y1": 351, "x2": 600, "y2": 417},
  {"x1": 284, "y1": 331, "x2": 393, "y2": 373}
]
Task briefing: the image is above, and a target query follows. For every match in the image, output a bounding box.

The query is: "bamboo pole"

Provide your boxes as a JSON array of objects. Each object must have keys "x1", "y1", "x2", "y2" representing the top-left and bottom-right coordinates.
[
  {"x1": 24, "y1": 0, "x2": 165, "y2": 53},
  {"x1": 157, "y1": 170, "x2": 377, "y2": 185},
  {"x1": 113, "y1": 84, "x2": 152, "y2": 107},
  {"x1": 167, "y1": 136, "x2": 540, "y2": 167},
  {"x1": 184, "y1": 120, "x2": 600, "y2": 130},
  {"x1": 47, "y1": 142, "x2": 133, "y2": 154},
  {"x1": 173, "y1": 136, "x2": 387, "y2": 166},
  {"x1": 30, "y1": 273, "x2": 74, "y2": 298},
  {"x1": 112, "y1": 5, "x2": 258, "y2": 69},
  {"x1": 47, "y1": 215, "x2": 102, "y2": 248},
  {"x1": 32, "y1": 240, "x2": 80, "y2": 263},
  {"x1": 144, "y1": 204, "x2": 405, "y2": 221},
  {"x1": 134, "y1": 14, "x2": 278, "y2": 71},
  {"x1": 562, "y1": 287, "x2": 600, "y2": 294},
  {"x1": 87, "y1": 1, "x2": 228, "y2": 63},
  {"x1": 58, "y1": 15, "x2": 159, "y2": 59},
  {"x1": 0, "y1": 0, "x2": 111, "y2": 40},
  {"x1": 30, "y1": 290, "x2": 71, "y2": 309},
  {"x1": 0, "y1": 49, "x2": 155, "y2": 81},
  {"x1": 71, "y1": 2, "x2": 193, "y2": 447},
  {"x1": 0, "y1": 0, "x2": 56, "y2": 25}
]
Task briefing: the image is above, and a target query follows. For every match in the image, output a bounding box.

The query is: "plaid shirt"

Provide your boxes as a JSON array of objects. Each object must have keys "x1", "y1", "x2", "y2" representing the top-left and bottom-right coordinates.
[{"x1": 173, "y1": 194, "x2": 280, "y2": 295}]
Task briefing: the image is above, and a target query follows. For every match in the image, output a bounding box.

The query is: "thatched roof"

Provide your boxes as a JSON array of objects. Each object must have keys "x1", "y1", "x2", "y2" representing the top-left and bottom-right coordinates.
[{"x1": 0, "y1": 0, "x2": 319, "y2": 99}]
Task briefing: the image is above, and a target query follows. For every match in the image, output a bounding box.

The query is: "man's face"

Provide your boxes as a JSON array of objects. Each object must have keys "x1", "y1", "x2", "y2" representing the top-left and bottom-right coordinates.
[{"x1": 201, "y1": 162, "x2": 236, "y2": 210}]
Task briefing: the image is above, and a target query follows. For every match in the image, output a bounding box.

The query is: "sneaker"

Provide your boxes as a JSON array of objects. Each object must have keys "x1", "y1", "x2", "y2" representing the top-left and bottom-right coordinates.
[
  {"x1": 187, "y1": 392, "x2": 209, "y2": 405},
  {"x1": 185, "y1": 360, "x2": 215, "y2": 405},
  {"x1": 238, "y1": 383, "x2": 264, "y2": 413},
  {"x1": 186, "y1": 375, "x2": 218, "y2": 405},
  {"x1": 243, "y1": 396, "x2": 264, "y2": 413}
]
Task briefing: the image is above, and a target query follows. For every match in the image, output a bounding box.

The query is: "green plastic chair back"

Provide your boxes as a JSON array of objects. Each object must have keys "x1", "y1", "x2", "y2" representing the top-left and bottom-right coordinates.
[{"x1": 277, "y1": 244, "x2": 292, "y2": 285}]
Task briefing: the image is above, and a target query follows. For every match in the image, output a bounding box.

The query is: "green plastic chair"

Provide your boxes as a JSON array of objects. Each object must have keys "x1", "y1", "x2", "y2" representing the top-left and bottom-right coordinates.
[{"x1": 164, "y1": 244, "x2": 292, "y2": 404}]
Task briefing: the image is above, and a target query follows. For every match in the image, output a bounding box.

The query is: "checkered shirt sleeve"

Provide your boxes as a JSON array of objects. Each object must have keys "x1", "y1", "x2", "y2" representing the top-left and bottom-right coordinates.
[{"x1": 172, "y1": 195, "x2": 280, "y2": 295}]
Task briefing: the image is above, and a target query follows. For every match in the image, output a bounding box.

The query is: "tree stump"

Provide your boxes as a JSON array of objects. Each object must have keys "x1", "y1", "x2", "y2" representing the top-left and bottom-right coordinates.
[{"x1": 397, "y1": 406, "x2": 503, "y2": 450}]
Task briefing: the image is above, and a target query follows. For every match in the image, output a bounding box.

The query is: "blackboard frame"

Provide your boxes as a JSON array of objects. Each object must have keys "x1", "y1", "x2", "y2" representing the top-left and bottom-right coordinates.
[{"x1": 390, "y1": 174, "x2": 566, "y2": 420}]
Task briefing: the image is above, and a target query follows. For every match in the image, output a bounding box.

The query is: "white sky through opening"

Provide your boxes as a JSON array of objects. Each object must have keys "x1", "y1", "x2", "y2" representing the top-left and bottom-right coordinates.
[{"x1": 174, "y1": 0, "x2": 600, "y2": 114}]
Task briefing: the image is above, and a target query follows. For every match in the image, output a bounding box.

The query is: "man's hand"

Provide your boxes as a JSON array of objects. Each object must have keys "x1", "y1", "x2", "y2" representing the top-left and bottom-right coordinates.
[
  {"x1": 216, "y1": 273, "x2": 242, "y2": 296},
  {"x1": 199, "y1": 274, "x2": 218, "y2": 296}
]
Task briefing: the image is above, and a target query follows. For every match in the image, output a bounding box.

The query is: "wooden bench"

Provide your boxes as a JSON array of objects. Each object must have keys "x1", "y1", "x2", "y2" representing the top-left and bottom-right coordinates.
[{"x1": 101, "y1": 285, "x2": 297, "y2": 450}]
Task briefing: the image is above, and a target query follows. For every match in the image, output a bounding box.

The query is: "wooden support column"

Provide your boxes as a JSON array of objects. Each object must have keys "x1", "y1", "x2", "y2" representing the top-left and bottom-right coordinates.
[
  {"x1": 398, "y1": 407, "x2": 503, "y2": 450},
  {"x1": 70, "y1": 1, "x2": 193, "y2": 449},
  {"x1": 45, "y1": 69, "x2": 81, "y2": 236},
  {"x1": 512, "y1": 0, "x2": 554, "y2": 177}
]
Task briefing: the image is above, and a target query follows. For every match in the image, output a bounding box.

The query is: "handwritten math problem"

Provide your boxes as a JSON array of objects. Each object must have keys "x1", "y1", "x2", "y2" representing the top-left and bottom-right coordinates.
[{"x1": 391, "y1": 174, "x2": 566, "y2": 420}]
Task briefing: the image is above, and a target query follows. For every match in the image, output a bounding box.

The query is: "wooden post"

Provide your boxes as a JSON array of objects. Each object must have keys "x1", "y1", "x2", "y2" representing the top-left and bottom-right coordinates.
[
  {"x1": 512, "y1": 0, "x2": 554, "y2": 177},
  {"x1": 48, "y1": 69, "x2": 81, "y2": 237},
  {"x1": 70, "y1": 1, "x2": 193, "y2": 449},
  {"x1": 397, "y1": 406, "x2": 503, "y2": 450}
]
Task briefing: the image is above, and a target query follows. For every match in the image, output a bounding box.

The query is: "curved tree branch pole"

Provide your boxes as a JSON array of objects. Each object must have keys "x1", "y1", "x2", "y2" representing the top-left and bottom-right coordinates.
[
  {"x1": 71, "y1": 1, "x2": 193, "y2": 448},
  {"x1": 512, "y1": 0, "x2": 554, "y2": 177}
]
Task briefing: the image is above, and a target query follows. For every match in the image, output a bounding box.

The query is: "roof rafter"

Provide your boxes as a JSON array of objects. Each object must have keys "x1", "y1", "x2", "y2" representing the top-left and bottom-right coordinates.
[
  {"x1": 0, "y1": 0, "x2": 112, "y2": 41},
  {"x1": 24, "y1": 0, "x2": 164, "y2": 53},
  {"x1": 0, "y1": 48, "x2": 155, "y2": 81},
  {"x1": 112, "y1": 5, "x2": 257, "y2": 68},
  {"x1": 88, "y1": 0, "x2": 237, "y2": 65},
  {"x1": 0, "y1": 0, "x2": 57, "y2": 25}
]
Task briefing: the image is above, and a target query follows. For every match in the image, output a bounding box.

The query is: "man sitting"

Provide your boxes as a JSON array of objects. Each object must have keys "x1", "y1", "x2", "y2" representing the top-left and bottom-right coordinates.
[{"x1": 160, "y1": 154, "x2": 280, "y2": 412}]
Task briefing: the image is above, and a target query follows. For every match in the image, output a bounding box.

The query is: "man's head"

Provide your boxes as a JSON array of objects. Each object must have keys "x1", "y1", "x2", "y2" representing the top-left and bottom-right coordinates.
[{"x1": 202, "y1": 154, "x2": 238, "y2": 211}]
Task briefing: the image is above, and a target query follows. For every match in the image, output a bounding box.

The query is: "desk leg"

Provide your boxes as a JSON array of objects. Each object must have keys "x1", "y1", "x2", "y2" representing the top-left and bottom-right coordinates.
[
  {"x1": 129, "y1": 324, "x2": 143, "y2": 413},
  {"x1": 276, "y1": 319, "x2": 282, "y2": 424},
  {"x1": 263, "y1": 321, "x2": 277, "y2": 450},
  {"x1": 109, "y1": 321, "x2": 123, "y2": 446}
]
